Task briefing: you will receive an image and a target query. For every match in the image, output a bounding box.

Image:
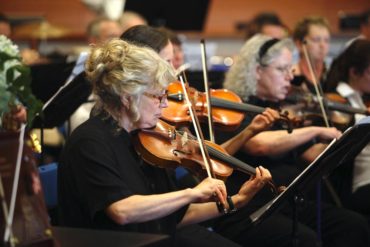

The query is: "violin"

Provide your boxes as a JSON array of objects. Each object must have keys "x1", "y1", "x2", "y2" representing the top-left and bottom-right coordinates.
[
  {"x1": 162, "y1": 81, "x2": 298, "y2": 132},
  {"x1": 325, "y1": 93, "x2": 370, "y2": 115},
  {"x1": 286, "y1": 91, "x2": 370, "y2": 116},
  {"x1": 132, "y1": 119, "x2": 281, "y2": 195},
  {"x1": 284, "y1": 88, "x2": 369, "y2": 130},
  {"x1": 163, "y1": 81, "x2": 244, "y2": 131}
]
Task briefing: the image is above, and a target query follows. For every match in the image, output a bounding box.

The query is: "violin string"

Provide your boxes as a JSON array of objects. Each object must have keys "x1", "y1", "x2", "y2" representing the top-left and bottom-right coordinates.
[
  {"x1": 176, "y1": 129, "x2": 255, "y2": 175},
  {"x1": 175, "y1": 127, "x2": 278, "y2": 194}
]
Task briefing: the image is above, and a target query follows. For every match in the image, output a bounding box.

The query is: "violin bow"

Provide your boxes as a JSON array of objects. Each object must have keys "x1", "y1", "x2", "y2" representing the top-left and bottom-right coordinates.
[
  {"x1": 200, "y1": 39, "x2": 215, "y2": 143},
  {"x1": 302, "y1": 40, "x2": 330, "y2": 128},
  {"x1": 179, "y1": 76, "x2": 215, "y2": 179},
  {"x1": 302, "y1": 40, "x2": 343, "y2": 207}
]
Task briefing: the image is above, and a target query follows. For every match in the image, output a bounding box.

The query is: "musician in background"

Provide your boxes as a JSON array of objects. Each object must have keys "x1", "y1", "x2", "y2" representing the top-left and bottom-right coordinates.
[
  {"x1": 119, "y1": 11, "x2": 148, "y2": 33},
  {"x1": 214, "y1": 34, "x2": 370, "y2": 247},
  {"x1": 58, "y1": 38, "x2": 271, "y2": 246},
  {"x1": 86, "y1": 17, "x2": 122, "y2": 45},
  {"x1": 291, "y1": 16, "x2": 331, "y2": 92},
  {"x1": 121, "y1": 25, "x2": 174, "y2": 64},
  {"x1": 244, "y1": 12, "x2": 288, "y2": 40},
  {"x1": 157, "y1": 27, "x2": 185, "y2": 70},
  {"x1": 325, "y1": 39, "x2": 370, "y2": 224}
]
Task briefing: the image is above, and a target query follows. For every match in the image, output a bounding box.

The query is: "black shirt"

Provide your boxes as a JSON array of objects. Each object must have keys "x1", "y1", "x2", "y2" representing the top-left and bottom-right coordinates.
[
  {"x1": 214, "y1": 97, "x2": 313, "y2": 201},
  {"x1": 58, "y1": 114, "x2": 187, "y2": 234}
]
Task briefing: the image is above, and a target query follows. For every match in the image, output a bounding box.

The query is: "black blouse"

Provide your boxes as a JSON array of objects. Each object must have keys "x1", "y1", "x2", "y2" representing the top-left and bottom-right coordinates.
[{"x1": 58, "y1": 114, "x2": 187, "y2": 234}]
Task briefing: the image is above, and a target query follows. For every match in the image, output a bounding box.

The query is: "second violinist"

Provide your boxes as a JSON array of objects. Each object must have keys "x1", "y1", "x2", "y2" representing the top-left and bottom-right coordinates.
[{"x1": 219, "y1": 34, "x2": 369, "y2": 247}]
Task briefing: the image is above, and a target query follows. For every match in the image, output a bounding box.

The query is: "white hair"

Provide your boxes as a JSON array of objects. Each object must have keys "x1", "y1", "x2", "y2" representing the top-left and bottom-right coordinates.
[{"x1": 223, "y1": 34, "x2": 295, "y2": 101}]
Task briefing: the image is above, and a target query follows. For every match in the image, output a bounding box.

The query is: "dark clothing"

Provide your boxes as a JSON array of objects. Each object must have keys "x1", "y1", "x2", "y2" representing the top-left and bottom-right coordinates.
[
  {"x1": 291, "y1": 65, "x2": 327, "y2": 94},
  {"x1": 58, "y1": 114, "x2": 240, "y2": 246},
  {"x1": 211, "y1": 97, "x2": 370, "y2": 247},
  {"x1": 58, "y1": 114, "x2": 186, "y2": 234},
  {"x1": 348, "y1": 185, "x2": 370, "y2": 225}
]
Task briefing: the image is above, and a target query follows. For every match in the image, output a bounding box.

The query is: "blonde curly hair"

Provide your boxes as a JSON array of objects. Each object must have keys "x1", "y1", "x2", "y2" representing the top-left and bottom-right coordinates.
[
  {"x1": 223, "y1": 34, "x2": 295, "y2": 101},
  {"x1": 85, "y1": 38, "x2": 176, "y2": 122}
]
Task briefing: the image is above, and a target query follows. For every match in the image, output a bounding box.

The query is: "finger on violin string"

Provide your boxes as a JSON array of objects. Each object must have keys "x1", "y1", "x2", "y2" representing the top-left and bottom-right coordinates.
[
  {"x1": 264, "y1": 108, "x2": 280, "y2": 122},
  {"x1": 257, "y1": 166, "x2": 273, "y2": 183},
  {"x1": 255, "y1": 166, "x2": 263, "y2": 177}
]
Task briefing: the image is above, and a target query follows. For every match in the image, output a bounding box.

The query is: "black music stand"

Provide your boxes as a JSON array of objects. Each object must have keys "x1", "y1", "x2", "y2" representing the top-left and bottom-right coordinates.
[
  {"x1": 32, "y1": 72, "x2": 92, "y2": 129},
  {"x1": 249, "y1": 117, "x2": 370, "y2": 245},
  {"x1": 31, "y1": 71, "x2": 92, "y2": 163}
]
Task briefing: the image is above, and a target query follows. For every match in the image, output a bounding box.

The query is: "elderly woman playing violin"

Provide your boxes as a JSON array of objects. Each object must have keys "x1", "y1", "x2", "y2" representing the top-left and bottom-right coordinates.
[{"x1": 58, "y1": 39, "x2": 272, "y2": 247}]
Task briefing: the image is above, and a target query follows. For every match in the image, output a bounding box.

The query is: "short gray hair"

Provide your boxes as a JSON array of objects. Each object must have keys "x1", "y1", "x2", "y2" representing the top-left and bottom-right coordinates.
[{"x1": 223, "y1": 34, "x2": 295, "y2": 101}]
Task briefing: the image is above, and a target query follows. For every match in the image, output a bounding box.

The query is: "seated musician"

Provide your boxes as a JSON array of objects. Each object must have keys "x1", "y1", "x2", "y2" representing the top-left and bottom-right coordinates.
[
  {"x1": 325, "y1": 39, "x2": 370, "y2": 224},
  {"x1": 57, "y1": 39, "x2": 273, "y2": 246},
  {"x1": 121, "y1": 25, "x2": 280, "y2": 156},
  {"x1": 291, "y1": 16, "x2": 331, "y2": 93},
  {"x1": 119, "y1": 25, "x2": 370, "y2": 246},
  {"x1": 211, "y1": 34, "x2": 370, "y2": 247}
]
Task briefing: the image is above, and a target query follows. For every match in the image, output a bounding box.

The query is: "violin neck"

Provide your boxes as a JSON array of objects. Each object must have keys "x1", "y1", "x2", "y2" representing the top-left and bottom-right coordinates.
[
  {"x1": 210, "y1": 98, "x2": 264, "y2": 114},
  {"x1": 206, "y1": 145, "x2": 256, "y2": 175},
  {"x1": 283, "y1": 93, "x2": 368, "y2": 115},
  {"x1": 326, "y1": 100, "x2": 368, "y2": 115},
  {"x1": 168, "y1": 93, "x2": 265, "y2": 114}
]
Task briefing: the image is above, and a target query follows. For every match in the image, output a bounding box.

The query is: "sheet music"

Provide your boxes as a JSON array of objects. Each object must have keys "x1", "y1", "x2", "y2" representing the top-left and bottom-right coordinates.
[{"x1": 250, "y1": 138, "x2": 337, "y2": 223}]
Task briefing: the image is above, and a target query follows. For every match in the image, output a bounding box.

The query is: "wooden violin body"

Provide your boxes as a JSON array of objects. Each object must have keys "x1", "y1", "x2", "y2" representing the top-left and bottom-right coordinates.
[
  {"x1": 133, "y1": 120, "x2": 279, "y2": 194},
  {"x1": 133, "y1": 120, "x2": 233, "y2": 180},
  {"x1": 163, "y1": 81, "x2": 297, "y2": 132},
  {"x1": 162, "y1": 81, "x2": 245, "y2": 131}
]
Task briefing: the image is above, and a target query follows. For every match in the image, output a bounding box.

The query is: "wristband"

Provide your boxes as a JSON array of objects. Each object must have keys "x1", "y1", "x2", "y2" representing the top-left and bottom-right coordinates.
[
  {"x1": 216, "y1": 201, "x2": 228, "y2": 214},
  {"x1": 227, "y1": 196, "x2": 237, "y2": 213}
]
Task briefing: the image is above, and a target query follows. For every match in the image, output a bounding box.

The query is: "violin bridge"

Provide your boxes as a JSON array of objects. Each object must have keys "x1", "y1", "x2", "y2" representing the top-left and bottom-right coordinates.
[{"x1": 181, "y1": 131, "x2": 188, "y2": 147}]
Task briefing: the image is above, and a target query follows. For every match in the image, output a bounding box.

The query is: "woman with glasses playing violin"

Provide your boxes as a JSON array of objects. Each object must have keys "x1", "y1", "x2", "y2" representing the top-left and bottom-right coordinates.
[
  {"x1": 58, "y1": 38, "x2": 274, "y2": 247},
  {"x1": 213, "y1": 34, "x2": 370, "y2": 247}
]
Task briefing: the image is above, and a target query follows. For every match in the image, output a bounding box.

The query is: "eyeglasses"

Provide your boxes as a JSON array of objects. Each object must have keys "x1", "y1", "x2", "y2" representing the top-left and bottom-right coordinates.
[
  {"x1": 306, "y1": 36, "x2": 330, "y2": 44},
  {"x1": 143, "y1": 91, "x2": 168, "y2": 104},
  {"x1": 263, "y1": 64, "x2": 293, "y2": 76}
]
